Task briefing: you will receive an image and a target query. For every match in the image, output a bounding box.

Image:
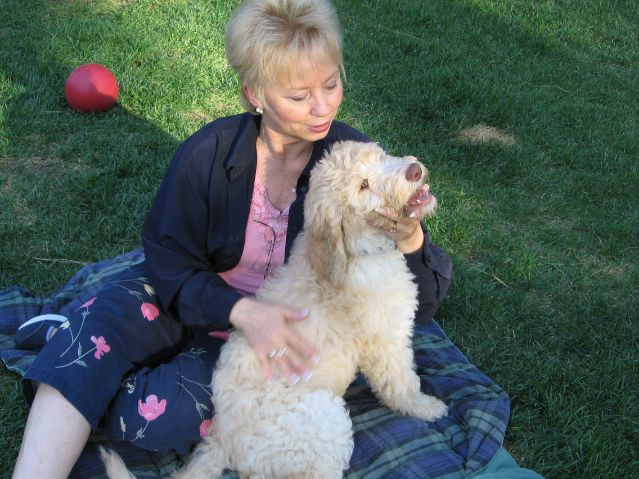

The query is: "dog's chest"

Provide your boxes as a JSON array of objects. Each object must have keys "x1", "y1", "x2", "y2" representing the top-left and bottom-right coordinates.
[
  {"x1": 292, "y1": 254, "x2": 417, "y2": 394},
  {"x1": 322, "y1": 252, "x2": 418, "y2": 333},
  {"x1": 346, "y1": 253, "x2": 417, "y2": 302}
]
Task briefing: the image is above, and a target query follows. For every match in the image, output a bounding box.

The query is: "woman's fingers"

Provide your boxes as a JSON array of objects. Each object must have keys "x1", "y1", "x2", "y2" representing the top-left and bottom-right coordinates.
[
  {"x1": 231, "y1": 299, "x2": 318, "y2": 383},
  {"x1": 269, "y1": 346, "x2": 308, "y2": 384},
  {"x1": 375, "y1": 207, "x2": 416, "y2": 238},
  {"x1": 265, "y1": 308, "x2": 318, "y2": 383},
  {"x1": 282, "y1": 308, "x2": 318, "y2": 362},
  {"x1": 373, "y1": 207, "x2": 425, "y2": 253},
  {"x1": 285, "y1": 322, "x2": 320, "y2": 366},
  {"x1": 264, "y1": 344, "x2": 311, "y2": 384}
]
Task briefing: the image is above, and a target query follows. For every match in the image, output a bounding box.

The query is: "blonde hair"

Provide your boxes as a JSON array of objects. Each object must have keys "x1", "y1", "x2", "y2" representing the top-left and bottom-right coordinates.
[{"x1": 225, "y1": 0, "x2": 344, "y2": 112}]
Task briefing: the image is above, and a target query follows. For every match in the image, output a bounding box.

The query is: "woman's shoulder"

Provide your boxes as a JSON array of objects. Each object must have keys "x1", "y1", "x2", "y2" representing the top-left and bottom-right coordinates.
[
  {"x1": 326, "y1": 120, "x2": 371, "y2": 144},
  {"x1": 168, "y1": 112, "x2": 258, "y2": 173},
  {"x1": 180, "y1": 112, "x2": 257, "y2": 153}
]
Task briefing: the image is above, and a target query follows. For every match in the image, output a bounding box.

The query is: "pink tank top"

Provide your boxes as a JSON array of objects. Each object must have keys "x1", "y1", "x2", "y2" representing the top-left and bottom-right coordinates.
[{"x1": 218, "y1": 172, "x2": 289, "y2": 296}]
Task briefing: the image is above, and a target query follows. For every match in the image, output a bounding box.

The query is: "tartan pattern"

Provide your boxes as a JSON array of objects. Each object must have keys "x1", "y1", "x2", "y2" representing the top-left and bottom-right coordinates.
[
  {"x1": 1, "y1": 250, "x2": 510, "y2": 479},
  {"x1": 341, "y1": 326, "x2": 510, "y2": 479}
]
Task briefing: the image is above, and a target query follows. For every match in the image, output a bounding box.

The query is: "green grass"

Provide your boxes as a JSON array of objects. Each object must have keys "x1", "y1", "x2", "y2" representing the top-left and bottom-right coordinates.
[{"x1": 1, "y1": 0, "x2": 637, "y2": 477}]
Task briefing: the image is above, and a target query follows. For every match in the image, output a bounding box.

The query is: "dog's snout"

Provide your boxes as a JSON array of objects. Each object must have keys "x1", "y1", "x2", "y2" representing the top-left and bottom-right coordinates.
[{"x1": 405, "y1": 162, "x2": 423, "y2": 182}]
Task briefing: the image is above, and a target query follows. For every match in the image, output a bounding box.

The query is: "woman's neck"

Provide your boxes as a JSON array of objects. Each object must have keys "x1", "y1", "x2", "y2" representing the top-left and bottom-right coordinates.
[
  {"x1": 260, "y1": 125, "x2": 313, "y2": 165},
  {"x1": 257, "y1": 125, "x2": 313, "y2": 211}
]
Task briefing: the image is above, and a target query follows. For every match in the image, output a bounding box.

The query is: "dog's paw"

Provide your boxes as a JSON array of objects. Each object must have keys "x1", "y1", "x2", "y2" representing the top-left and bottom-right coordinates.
[{"x1": 406, "y1": 394, "x2": 448, "y2": 422}]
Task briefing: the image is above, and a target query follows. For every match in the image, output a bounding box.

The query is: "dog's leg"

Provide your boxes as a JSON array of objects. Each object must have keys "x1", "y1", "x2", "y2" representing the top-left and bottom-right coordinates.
[
  {"x1": 99, "y1": 447, "x2": 137, "y2": 479},
  {"x1": 359, "y1": 337, "x2": 448, "y2": 421},
  {"x1": 169, "y1": 427, "x2": 227, "y2": 479}
]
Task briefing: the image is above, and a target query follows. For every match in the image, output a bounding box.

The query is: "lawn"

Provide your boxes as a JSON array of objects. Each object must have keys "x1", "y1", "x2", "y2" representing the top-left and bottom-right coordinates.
[{"x1": 1, "y1": 0, "x2": 637, "y2": 477}]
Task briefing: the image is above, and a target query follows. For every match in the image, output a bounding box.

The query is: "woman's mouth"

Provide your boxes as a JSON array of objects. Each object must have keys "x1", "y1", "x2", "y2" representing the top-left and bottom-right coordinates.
[{"x1": 307, "y1": 121, "x2": 331, "y2": 133}]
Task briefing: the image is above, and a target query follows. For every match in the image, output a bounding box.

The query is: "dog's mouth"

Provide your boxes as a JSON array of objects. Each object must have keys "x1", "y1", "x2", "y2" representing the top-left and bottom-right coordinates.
[
  {"x1": 410, "y1": 184, "x2": 435, "y2": 206},
  {"x1": 398, "y1": 184, "x2": 434, "y2": 215}
]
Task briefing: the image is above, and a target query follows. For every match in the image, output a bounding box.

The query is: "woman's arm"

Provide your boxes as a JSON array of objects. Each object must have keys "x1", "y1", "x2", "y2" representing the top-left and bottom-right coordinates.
[
  {"x1": 374, "y1": 200, "x2": 452, "y2": 325},
  {"x1": 403, "y1": 225, "x2": 452, "y2": 325},
  {"x1": 142, "y1": 127, "x2": 244, "y2": 332}
]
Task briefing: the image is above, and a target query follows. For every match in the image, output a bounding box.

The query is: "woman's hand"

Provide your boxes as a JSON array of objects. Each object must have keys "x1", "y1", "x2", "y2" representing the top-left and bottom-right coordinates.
[
  {"x1": 229, "y1": 297, "x2": 318, "y2": 384},
  {"x1": 374, "y1": 207, "x2": 423, "y2": 253},
  {"x1": 374, "y1": 185, "x2": 435, "y2": 253}
]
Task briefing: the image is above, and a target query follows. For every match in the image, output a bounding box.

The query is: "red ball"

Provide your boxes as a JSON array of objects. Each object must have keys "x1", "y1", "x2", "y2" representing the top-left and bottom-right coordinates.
[{"x1": 65, "y1": 64, "x2": 119, "y2": 113}]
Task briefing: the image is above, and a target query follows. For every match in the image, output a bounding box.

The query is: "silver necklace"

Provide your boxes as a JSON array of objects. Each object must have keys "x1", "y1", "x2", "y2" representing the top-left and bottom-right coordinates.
[{"x1": 260, "y1": 127, "x2": 303, "y2": 194}]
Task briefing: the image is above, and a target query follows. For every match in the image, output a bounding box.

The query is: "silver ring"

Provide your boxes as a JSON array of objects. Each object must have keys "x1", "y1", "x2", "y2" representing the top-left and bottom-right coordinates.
[
  {"x1": 277, "y1": 345, "x2": 289, "y2": 358},
  {"x1": 390, "y1": 225, "x2": 397, "y2": 233},
  {"x1": 268, "y1": 345, "x2": 288, "y2": 359}
]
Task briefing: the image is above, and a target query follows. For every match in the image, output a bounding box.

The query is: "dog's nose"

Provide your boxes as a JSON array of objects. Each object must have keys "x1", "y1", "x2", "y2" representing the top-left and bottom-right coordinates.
[{"x1": 405, "y1": 162, "x2": 423, "y2": 182}]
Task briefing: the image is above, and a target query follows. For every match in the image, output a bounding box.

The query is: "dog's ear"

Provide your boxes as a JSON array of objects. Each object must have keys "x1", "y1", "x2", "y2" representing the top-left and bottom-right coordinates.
[
  {"x1": 305, "y1": 202, "x2": 348, "y2": 285},
  {"x1": 303, "y1": 161, "x2": 349, "y2": 285}
]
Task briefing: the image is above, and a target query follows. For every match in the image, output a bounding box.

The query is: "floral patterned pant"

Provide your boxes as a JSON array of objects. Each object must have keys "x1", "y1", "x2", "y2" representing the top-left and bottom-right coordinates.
[{"x1": 24, "y1": 262, "x2": 224, "y2": 455}]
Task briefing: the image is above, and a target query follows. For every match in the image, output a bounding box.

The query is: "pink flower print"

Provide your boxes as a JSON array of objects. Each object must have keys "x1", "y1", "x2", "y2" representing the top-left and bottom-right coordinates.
[
  {"x1": 90, "y1": 335, "x2": 111, "y2": 359},
  {"x1": 129, "y1": 395, "x2": 168, "y2": 441},
  {"x1": 138, "y1": 395, "x2": 167, "y2": 421},
  {"x1": 57, "y1": 334, "x2": 110, "y2": 368},
  {"x1": 77, "y1": 296, "x2": 97, "y2": 311},
  {"x1": 141, "y1": 302, "x2": 160, "y2": 321},
  {"x1": 199, "y1": 419, "x2": 213, "y2": 437}
]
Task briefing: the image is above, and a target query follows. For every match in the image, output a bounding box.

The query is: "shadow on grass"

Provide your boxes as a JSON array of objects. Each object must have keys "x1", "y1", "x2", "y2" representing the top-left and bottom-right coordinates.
[
  {"x1": 0, "y1": 2, "x2": 182, "y2": 292},
  {"x1": 0, "y1": 2, "x2": 185, "y2": 476}
]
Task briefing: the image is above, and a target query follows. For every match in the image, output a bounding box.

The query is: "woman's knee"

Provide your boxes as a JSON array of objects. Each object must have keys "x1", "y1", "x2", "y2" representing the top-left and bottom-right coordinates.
[
  {"x1": 101, "y1": 334, "x2": 224, "y2": 455},
  {"x1": 22, "y1": 272, "x2": 191, "y2": 429}
]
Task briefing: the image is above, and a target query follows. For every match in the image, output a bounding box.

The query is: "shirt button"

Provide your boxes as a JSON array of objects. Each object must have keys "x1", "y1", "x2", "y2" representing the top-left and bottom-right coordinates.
[{"x1": 300, "y1": 185, "x2": 308, "y2": 193}]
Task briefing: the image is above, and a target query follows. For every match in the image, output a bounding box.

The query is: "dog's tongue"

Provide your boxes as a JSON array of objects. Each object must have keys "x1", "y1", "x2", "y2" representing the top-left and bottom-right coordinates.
[{"x1": 411, "y1": 185, "x2": 432, "y2": 205}]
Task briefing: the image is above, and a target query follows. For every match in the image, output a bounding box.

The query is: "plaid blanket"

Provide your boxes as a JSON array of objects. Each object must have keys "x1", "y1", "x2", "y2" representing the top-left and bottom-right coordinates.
[{"x1": 0, "y1": 249, "x2": 539, "y2": 478}]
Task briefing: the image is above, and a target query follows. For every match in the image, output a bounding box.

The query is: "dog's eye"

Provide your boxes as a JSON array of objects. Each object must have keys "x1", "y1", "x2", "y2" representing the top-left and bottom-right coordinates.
[{"x1": 360, "y1": 179, "x2": 369, "y2": 191}]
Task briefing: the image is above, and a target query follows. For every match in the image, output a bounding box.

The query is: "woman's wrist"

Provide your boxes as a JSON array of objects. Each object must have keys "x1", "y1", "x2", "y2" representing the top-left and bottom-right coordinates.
[
  {"x1": 397, "y1": 225, "x2": 424, "y2": 254},
  {"x1": 229, "y1": 297, "x2": 254, "y2": 330}
]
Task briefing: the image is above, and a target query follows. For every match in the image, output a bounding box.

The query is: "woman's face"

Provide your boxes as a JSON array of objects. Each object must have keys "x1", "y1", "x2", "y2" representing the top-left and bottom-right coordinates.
[{"x1": 260, "y1": 54, "x2": 343, "y2": 144}]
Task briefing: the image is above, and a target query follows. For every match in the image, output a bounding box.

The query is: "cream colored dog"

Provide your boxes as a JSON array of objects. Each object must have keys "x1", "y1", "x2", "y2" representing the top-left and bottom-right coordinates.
[{"x1": 102, "y1": 140, "x2": 448, "y2": 479}]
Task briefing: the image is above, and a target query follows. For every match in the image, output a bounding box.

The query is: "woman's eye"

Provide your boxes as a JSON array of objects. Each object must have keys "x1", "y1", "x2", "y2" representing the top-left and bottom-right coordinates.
[
  {"x1": 290, "y1": 94, "x2": 307, "y2": 102},
  {"x1": 360, "y1": 179, "x2": 369, "y2": 190}
]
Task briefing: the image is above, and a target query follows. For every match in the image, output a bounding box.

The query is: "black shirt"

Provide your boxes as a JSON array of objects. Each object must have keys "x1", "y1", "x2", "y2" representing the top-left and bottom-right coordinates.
[{"x1": 143, "y1": 113, "x2": 451, "y2": 331}]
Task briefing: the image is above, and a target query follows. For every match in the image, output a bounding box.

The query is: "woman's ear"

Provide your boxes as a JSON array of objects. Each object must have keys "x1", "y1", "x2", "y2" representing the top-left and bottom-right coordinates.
[{"x1": 243, "y1": 84, "x2": 262, "y2": 111}]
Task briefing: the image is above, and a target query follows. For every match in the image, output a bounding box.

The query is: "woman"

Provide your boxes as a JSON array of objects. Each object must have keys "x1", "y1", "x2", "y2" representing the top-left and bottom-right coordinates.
[{"x1": 12, "y1": 0, "x2": 454, "y2": 477}]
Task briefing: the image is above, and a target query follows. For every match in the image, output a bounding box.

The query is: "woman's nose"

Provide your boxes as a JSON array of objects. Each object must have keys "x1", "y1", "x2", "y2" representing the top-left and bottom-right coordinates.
[{"x1": 310, "y1": 93, "x2": 331, "y2": 116}]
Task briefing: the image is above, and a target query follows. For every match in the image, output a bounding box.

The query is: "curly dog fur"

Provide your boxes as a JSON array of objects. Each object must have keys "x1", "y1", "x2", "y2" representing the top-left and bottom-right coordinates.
[{"x1": 102, "y1": 140, "x2": 448, "y2": 479}]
